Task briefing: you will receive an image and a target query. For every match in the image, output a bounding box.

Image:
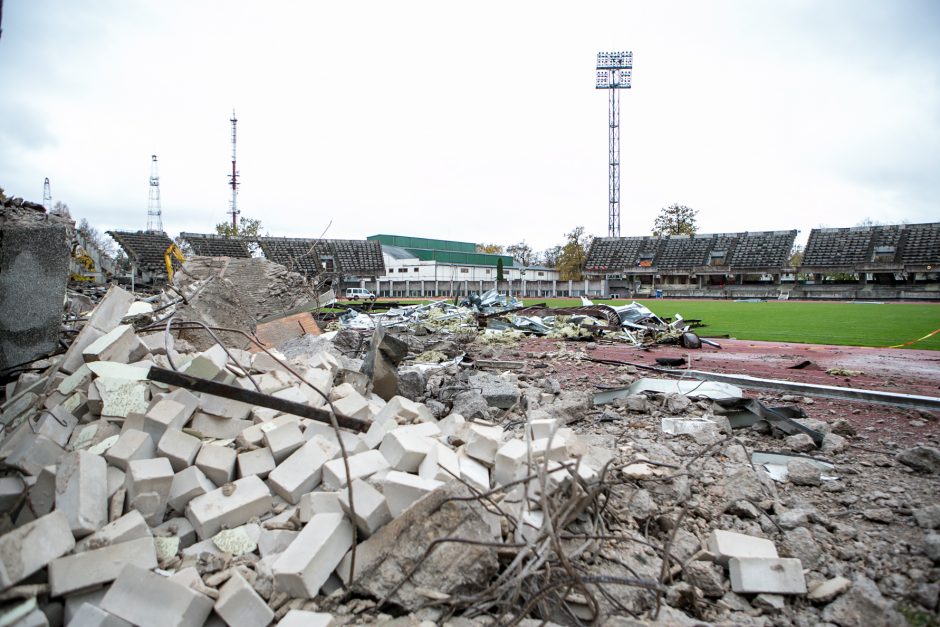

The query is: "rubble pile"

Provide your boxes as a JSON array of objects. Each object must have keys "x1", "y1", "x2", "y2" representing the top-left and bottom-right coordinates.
[{"x1": 0, "y1": 263, "x2": 938, "y2": 626}]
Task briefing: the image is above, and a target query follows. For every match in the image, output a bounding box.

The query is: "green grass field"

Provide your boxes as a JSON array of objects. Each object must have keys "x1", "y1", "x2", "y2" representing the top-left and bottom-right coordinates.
[{"x1": 541, "y1": 299, "x2": 940, "y2": 350}]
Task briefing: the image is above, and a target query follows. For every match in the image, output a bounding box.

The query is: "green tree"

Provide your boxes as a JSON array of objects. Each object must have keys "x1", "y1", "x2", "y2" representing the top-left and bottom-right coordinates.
[
  {"x1": 215, "y1": 216, "x2": 263, "y2": 237},
  {"x1": 506, "y1": 240, "x2": 536, "y2": 267},
  {"x1": 652, "y1": 204, "x2": 698, "y2": 236},
  {"x1": 496, "y1": 258, "x2": 505, "y2": 281},
  {"x1": 557, "y1": 226, "x2": 593, "y2": 281}
]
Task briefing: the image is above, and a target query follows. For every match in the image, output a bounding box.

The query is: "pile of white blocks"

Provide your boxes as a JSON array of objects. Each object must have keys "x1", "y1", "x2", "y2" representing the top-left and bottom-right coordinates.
[{"x1": 0, "y1": 286, "x2": 603, "y2": 626}]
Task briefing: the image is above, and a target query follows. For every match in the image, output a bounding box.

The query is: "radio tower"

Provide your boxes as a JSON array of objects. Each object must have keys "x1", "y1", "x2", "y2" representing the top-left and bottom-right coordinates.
[
  {"x1": 42, "y1": 178, "x2": 52, "y2": 211},
  {"x1": 147, "y1": 155, "x2": 163, "y2": 232},
  {"x1": 595, "y1": 51, "x2": 632, "y2": 237},
  {"x1": 228, "y1": 110, "x2": 240, "y2": 232}
]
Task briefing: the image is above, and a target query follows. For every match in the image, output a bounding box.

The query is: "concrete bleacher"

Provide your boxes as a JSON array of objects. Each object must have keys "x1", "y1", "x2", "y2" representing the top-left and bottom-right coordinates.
[
  {"x1": 256, "y1": 237, "x2": 385, "y2": 277},
  {"x1": 585, "y1": 230, "x2": 797, "y2": 272},
  {"x1": 256, "y1": 237, "x2": 322, "y2": 276},
  {"x1": 179, "y1": 233, "x2": 253, "y2": 258},
  {"x1": 107, "y1": 230, "x2": 175, "y2": 272},
  {"x1": 802, "y1": 223, "x2": 940, "y2": 269}
]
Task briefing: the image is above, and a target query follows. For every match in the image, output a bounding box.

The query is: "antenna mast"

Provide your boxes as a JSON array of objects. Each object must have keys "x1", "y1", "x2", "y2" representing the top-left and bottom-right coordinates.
[
  {"x1": 42, "y1": 177, "x2": 52, "y2": 211},
  {"x1": 147, "y1": 155, "x2": 163, "y2": 232},
  {"x1": 595, "y1": 51, "x2": 632, "y2": 238},
  {"x1": 228, "y1": 110, "x2": 240, "y2": 232}
]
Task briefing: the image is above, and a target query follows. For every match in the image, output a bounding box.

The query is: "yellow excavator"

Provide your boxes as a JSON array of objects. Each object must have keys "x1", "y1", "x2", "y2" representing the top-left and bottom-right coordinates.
[{"x1": 164, "y1": 243, "x2": 185, "y2": 282}]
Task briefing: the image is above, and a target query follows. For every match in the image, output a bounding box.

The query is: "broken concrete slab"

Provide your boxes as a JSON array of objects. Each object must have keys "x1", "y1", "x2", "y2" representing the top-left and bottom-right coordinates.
[{"x1": 0, "y1": 510, "x2": 75, "y2": 589}]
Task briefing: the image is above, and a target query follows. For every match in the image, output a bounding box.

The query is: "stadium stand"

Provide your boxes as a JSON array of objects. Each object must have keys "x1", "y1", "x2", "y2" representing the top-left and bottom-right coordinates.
[
  {"x1": 179, "y1": 233, "x2": 252, "y2": 258},
  {"x1": 256, "y1": 237, "x2": 385, "y2": 277},
  {"x1": 802, "y1": 223, "x2": 940, "y2": 268},
  {"x1": 107, "y1": 230, "x2": 175, "y2": 273}
]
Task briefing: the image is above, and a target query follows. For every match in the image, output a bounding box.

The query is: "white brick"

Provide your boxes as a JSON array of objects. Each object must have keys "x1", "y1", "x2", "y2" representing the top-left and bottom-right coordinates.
[
  {"x1": 457, "y1": 448, "x2": 490, "y2": 491},
  {"x1": 168, "y1": 466, "x2": 216, "y2": 513},
  {"x1": 186, "y1": 475, "x2": 271, "y2": 540},
  {"x1": 527, "y1": 418, "x2": 558, "y2": 440},
  {"x1": 125, "y1": 457, "x2": 174, "y2": 525},
  {"x1": 332, "y1": 392, "x2": 371, "y2": 420},
  {"x1": 279, "y1": 609, "x2": 334, "y2": 627},
  {"x1": 382, "y1": 471, "x2": 443, "y2": 518},
  {"x1": 214, "y1": 570, "x2": 273, "y2": 627},
  {"x1": 240, "y1": 414, "x2": 298, "y2": 445},
  {"x1": 180, "y1": 345, "x2": 228, "y2": 380},
  {"x1": 106, "y1": 466, "x2": 125, "y2": 497},
  {"x1": 361, "y1": 418, "x2": 397, "y2": 450},
  {"x1": 379, "y1": 431, "x2": 433, "y2": 472},
  {"x1": 142, "y1": 399, "x2": 189, "y2": 444},
  {"x1": 299, "y1": 491, "x2": 343, "y2": 522},
  {"x1": 464, "y1": 424, "x2": 504, "y2": 464},
  {"x1": 105, "y1": 429, "x2": 155, "y2": 471},
  {"x1": 328, "y1": 382, "x2": 357, "y2": 401},
  {"x1": 322, "y1": 450, "x2": 391, "y2": 489},
  {"x1": 82, "y1": 324, "x2": 148, "y2": 364},
  {"x1": 258, "y1": 528, "x2": 299, "y2": 557},
  {"x1": 58, "y1": 364, "x2": 92, "y2": 396},
  {"x1": 190, "y1": 412, "x2": 252, "y2": 439},
  {"x1": 198, "y1": 394, "x2": 252, "y2": 421},
  {"x1": 237, "y1": 447, "x2": 276, "y2": 479},
  {"x1": 707, "y1": 530, "x2": 779, "y2": 565},
  {"x1": 418, "y1": 441, "x2": 461, "y2": 483},
  {"x1": 100, "y1": 563, "x2": 214, "y2": 627},
  {"x1": 264, "y1": 422, "x2": 305, "y2": 464},
  {"x1": 27, "y1": 465, "x2": 57, "y2": 516},
  {"x1": 267, "y1": 437, "x2": 332, "y2": 504},
  {"x1": 728, "y1": 557, "x2": 807, "y2": 594},
  {"x1": 373, "y1": 395, "x2": 422, "y2": 424},
  {"x1": 494, "y1": 439, "x2": 529, "y2": 487},
  {"x1": 34, "y1": 405, "x2": 77, "y2": 447},
  {"x1": 0, "y1": 510, "x2": 75, "y2": 588},
  {"x1": 303, "y1": 422, "x2": 369, "y2": 454},
  {"x1": 296, "y1": 368, "x2": 332, "y2": 407},
  {"x1": 157, "y1": 429, "x2": 202, "y2": 473},
  {"x1": 308, "y1": 351, "x2": 341, "y2": 374},
  {"x1": 195, "y1": 444, "x2": 237, "y2": 486},
  {"x1": 55, "y1": 450, "x2": 108, "y2": 537},
  {"x1": 337, "y1": 479, "x2": 391, "y2": 535},
  {"x1": 75, "y1": 510, "x2": 151, "y2": 553},
  {"x1": 272, "y1": 513, "x2": 354, "y2": 598},
  {"x1": 49, "y1": 537, "x2": 157, "y2": 597},
  {"x1": 68, "y1": 604, "x2": 131, "y2": 627},
  {"x1": 437, "y1": 413, "x2": 466, "y2": 438}
]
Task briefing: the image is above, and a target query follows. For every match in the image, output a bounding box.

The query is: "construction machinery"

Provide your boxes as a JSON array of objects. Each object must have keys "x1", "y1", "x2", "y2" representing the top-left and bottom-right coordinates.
[{"x1": 164, "y1": 243, "x2": 185, "y2": 282}]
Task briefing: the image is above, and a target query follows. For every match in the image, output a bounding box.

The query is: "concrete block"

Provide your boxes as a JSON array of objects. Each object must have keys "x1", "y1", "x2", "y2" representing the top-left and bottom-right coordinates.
[
  {"x1": 272, "y1": 513, "x2": 354, "y2": 598},
  {"x1": 418, "y1": 441, "x2": 461, "y2": 483},
  {"x1": 186, "y1": 475, "x2": 271, "y2": 540},
  {"x1": 0, "y1": 475, "x2": 26, "y2": 513},
  {"x1": 55, "y1": 450, "x2": 108, "y2": 537},
  {"x1": 263, "y1": 422, "x2": 305, "y2": 464},
  {"x1": 69, "y1": 603, "x2": 132, "y2": 626},
  {"x1": 75, "y1": 510, "x2": 151, "y2": 553},
  {"x1": 728, "y1": 557, "x2": 807, "y2": 594},
  {"x1": 95, "y1": 378, "x2": 150, "y2": 419},
  {"x1": 328, "y1": 381, "x2": 357, "y2": 401},
  {"x1": 383, "y1": 471, "x2": 444, "y2": 518},
  {"x1": 58, "y1": 364, "x2": 92, "y2": 396},
  {"x1": 125, "y1": 457, "x2": 175, "y2": 525},
  {"x1": 296, "y1": 368, "x2": 332, "y2": 407},
  {"x1": 104, "y1": 429, "x2": 155, "y2": 471},
  {"x1": 49, "y1": 537, "x2": 157, "y2": 597},
  {"x1": 0, "y1": 510, "x2": 75, "y2": 589},
  {"x1": 180, "y1": 344, "x2": 228, "y2": 380},
  {"x1": 267, "y1": 437, "x2": 333, "y2": 504},
  {"x1": 303, "y1": 421, "x2": 369, "y2": 454},
  {"x1": 494, "y1": 439, "x2": 529, "y2": 487},
  {"x1": 527, "y1": 418, "x2": 558, "y2": 440},
  {"x1": 27, "y1": 465, "x2": 57, "y2": 516},
  {"x1": 322, "y1": 450, "x2": 391, "y2": 489},
  {"x1": 106, "y1": 466, "x2": 125, "y2": 497},
  {"x1": 195, "y1": 444, "x2": 237, "y2": 486},
  {"x1": 63, "y1": 588, "x2": 109, "y2": 625},
  {"x1": 2, "y1": 431, "x2": 64, "y2": 477},
  {"x1": 240, "y1": 414, "x2": 298, "y2": 446},
  {"x1": 100, "y1": 563, "x2": 214, "y2": 627},
  {"x1": 299, "y1": 491, "x2": 343, "y2": 522},
  {"x1": 361, "y1": 418, "x2": 397, "y2": 450},
  {"x1": 258, "y1": 528, "x2": 300, "y2": 557},
  {"x1": 279, "y1": 610, "x2": 334, "y2": 627},
  {"x1": 168, "y1": 466, "x2": 216, "y2": 513},
  {"x1": 142, "y1": 399, "x2": 190, "y2": 444},
  {"x1": 464, "y1": 424, "x2": 504, "y2": 464},
  {"x1": 707, "y1": 530, "x2": 779, "y2": 565},
  {"x1": 337, "y1": 479, "x2": 391, "y2": 536},
  {"x1": 157, "y1": 429, "x2": 202, "y2": 473},
  {"x1": 158, "y1": 388, "x2": 201, "y2": 421},
  {"x1": 59, "y1": 286, "x2": 136, "y2": 373},
  {"x1": 237, "y1": 447, "x2": 276, "y2": 479},
  {"x1": 82, "y1": 324, "x2": 148, "y2": 365},
  {"x1": 379, "y1": 431, "x2": 433, "y2": 472},
  {"x1": 437, "y1": 413, "x2": 466, "y2": 438},
  {"x1": 198, "y1": 393, "x2": 252, "y2": 421},
  {"x1": 34, "y1": 404, "x2": 78, "y2": 447},
  {"x1": 189, "y1": 412, "x2": 252, "y2": 440},
  {"x1": 373, "y1": 395, "x2": 422, "y2": 424},
  {"x1": 257, "y1": 369, "x2": 293, "y2": 394},
  {"x1": 397, "y1": 421, "x2": 443, "y2": 439},
  {"x1": 214, "y1": 570, "x2": 274, "y2": 627},
  {"x1": 308, "y1": 351, "x2": 341, "y2": 374},
  {"x1": 332, "y1": 392, "x2": 371, "y2": 421},
  {"x1": 457, "y1": 448, "x2": 490, "y2": 491},
  {"x1": 154, "y1": 517, "x2": 197, "y2": 548}
]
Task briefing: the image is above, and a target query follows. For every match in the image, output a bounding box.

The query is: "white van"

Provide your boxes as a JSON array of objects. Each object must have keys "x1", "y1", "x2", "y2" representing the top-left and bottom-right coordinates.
[{"x1": 345, "y1": 287, "x2": 375, "y2": 300}]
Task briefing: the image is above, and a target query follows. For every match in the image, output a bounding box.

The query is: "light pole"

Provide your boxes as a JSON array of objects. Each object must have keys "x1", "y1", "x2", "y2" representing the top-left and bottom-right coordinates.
[{"x1": 596, "y1": 51, "x2": 632, "y2": 238}]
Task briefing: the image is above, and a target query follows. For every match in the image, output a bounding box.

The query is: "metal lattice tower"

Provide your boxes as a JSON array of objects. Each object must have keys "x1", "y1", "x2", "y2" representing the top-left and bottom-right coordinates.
[
  {"x1": 42, "y1": 177, "x2": 52, "y2": 211},
  {"x1": 596, "y1": 51, "x2": 632, "y2": 238},
  {"x1": 147, "y1": 154, "x2": 163, "y2": 232},
  {"x1": 228, "y1": 110, "x2": 240, "y2": 232}
]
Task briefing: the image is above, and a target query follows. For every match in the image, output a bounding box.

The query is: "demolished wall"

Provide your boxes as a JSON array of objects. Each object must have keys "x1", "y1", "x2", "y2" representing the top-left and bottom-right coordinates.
[{"x1": 0, "y1": 196, "x2": 73, "y2": 373}]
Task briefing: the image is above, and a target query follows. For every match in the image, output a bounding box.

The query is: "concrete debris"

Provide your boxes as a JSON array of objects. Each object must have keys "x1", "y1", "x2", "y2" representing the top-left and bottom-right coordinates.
[{"x1": 0, "y1": 248, "x2": 937, "y2": 626}]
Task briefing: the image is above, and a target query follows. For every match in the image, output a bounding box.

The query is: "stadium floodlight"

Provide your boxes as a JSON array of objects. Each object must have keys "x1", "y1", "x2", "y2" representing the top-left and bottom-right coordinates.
[{"x1": 596, "y1": 50, "x2": 633, "y2": 238}]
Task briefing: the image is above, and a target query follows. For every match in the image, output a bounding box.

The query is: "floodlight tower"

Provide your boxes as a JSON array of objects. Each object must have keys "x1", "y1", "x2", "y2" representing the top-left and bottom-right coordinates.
[
  {"x1": 147, "y1": 155, "x2": 163, "y2": 232},
  {"x1": 228, "y1": 110, "x2": 240, "y2": 232},
  {"x1": 595, "y1": 51, "x2": 632, "y2": 238},
  {"x1": 42, "y1": 177, "x2": 52, "y2": 211}
]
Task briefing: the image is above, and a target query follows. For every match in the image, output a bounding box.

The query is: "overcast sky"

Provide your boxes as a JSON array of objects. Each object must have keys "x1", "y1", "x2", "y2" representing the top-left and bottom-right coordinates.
[{"x1": 1, "y1": 1, "x2": 937, "y2": 252}]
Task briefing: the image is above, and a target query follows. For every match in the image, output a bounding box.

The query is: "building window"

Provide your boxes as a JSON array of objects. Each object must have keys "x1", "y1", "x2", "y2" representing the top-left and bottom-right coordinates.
[
  {"x1": 413, "y1": 267, "x2": 419, "y2": 272},
  {"x1": 459, "y1": 268, "x2": 469, "y2": 274},
  {"x1": 398, "y1": 268, "x2": 408, "y2": 273},
  {"x1": 537, "y1": 271, "x2": 544, "y2": 276},
  {"x1": 485, "y1": 269, "x2": 491, "y2": 274}
]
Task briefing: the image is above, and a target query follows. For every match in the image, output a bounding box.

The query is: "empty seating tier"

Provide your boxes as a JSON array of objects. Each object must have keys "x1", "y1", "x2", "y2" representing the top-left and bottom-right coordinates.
[
  {"x1": 803, "y1": 223, "x2": 939, "y2": 267},
  {"x1": 107, "y1": 230, "x2": 175, "y2": 271},
  {"x1": 179, "y1": 233, "x2": 252, "y2": 258}
]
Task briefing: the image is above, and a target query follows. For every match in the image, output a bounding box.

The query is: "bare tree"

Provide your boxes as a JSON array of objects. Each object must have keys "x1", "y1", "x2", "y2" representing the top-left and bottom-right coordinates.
[{"x1": 506, "y1": 240, "x2": 537, "y2": 266}]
